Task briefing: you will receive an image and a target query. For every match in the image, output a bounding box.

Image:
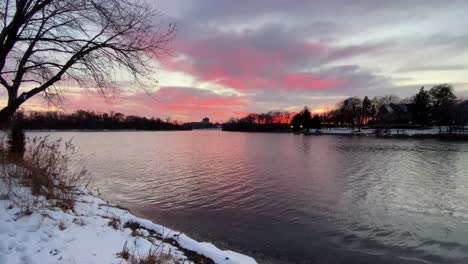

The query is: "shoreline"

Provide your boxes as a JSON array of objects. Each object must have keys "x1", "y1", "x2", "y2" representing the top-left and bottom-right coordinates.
[
  {"x1": 15, "y1": 128, "x2": 468, "y2": 140},
  {"x1": 224, "y1": 127, "x2": 468, "y2": 140},
  {"x1": 0, "y1": 182, "x2": 257, "y2": 264}
]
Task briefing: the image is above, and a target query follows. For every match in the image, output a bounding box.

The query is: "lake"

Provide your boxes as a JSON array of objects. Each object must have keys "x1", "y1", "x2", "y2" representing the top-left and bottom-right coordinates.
[{"x1": 26, "y1": 131, "x2": 468, "y2": 264}]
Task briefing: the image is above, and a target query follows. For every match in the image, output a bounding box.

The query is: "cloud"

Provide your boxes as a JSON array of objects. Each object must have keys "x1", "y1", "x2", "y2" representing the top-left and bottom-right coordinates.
[
  {"x1": 4, "y1": 0, "x2": 468, "y2": 121},
  {"x1": 396, "y1": 64, "x2": 468, "y2": 73},
  {"x1": 61, "y1": 87, "x2": 247, "y2": 122},
  {"x1": 156, "y1": 0, "x2": 468, "y2": 116},
  {"x1": 164, "y1": 23, "x2": 379, "y2": 92}
]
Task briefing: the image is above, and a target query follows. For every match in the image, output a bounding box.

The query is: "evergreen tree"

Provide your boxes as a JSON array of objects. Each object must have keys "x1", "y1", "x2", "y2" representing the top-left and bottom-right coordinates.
[
  {"x1": 301, "y1": 107, "x2": 313, "y2": 129},
  {"x1": 429, "y1": 84, "x2": 457, "y2": 126},
  {"x1": 412, "y1": 87, "x2": 432, "y2": 126},
  {"x1": 362, "y1": 96, "x2": 371, "y2": 116},
  {"x1": 290, "y1": 107, "x2": 313, "y2": 130},
  {"x1": 290, "y1": 114, "x2": 302, "y2": 131},
  {"x1": 311, "y1": 115, "x2": 323, "y2": 129}
]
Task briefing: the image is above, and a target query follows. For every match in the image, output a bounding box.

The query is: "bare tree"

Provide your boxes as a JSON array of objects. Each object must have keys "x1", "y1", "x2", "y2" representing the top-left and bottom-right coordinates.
[{"x1": 0, "y1": 0, "x2": 175, "y2": 123}]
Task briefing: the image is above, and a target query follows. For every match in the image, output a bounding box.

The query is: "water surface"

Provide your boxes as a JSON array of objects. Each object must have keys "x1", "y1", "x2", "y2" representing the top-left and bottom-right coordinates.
[{"x1": 28, "y1": 131, "x2": 468, "y2": 264}]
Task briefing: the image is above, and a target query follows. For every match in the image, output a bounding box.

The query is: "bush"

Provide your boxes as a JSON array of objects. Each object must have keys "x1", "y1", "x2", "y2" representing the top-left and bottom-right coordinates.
[{"x1": 1, "y1": 136, "x2": 90, "y2": 211}]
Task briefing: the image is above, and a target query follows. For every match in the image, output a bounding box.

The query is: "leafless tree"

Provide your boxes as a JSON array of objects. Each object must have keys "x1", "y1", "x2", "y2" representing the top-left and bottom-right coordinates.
[{"x1": 0, "y1": 0, "x2": 175, "y2": 123}]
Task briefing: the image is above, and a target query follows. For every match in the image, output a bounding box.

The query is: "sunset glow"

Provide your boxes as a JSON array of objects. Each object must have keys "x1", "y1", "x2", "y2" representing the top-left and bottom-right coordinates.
[{"x1": 2, "y1": 1, "x2": 468, "y2": 122}]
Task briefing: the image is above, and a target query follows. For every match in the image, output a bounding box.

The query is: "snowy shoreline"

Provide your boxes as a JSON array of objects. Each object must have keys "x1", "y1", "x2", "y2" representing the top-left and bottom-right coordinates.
[
  {"x1": 0, "y1": 184, "x2": 257, "y2": 264},
  {"x1": 304, "y1": 127, "x2": 468, "y2": 138}
]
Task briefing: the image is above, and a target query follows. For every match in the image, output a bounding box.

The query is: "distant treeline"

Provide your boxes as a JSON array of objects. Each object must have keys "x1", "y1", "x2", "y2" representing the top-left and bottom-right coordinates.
[
  {"x1": 222, "y1": 111, "x2": 292, "y2": 132},
  {"x1": 10, "y1": 110, "x2": 192, "y2": 131},
  {"x1": 224, "y1": 84, "x2": 468, "y2": 132},
  {"x1": 320, "y1": 84, "x2": 468, "y2": 130}
]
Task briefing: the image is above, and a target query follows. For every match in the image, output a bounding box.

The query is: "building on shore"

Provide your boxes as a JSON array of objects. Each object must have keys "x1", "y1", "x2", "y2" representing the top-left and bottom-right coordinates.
[
  {"x1": 189, "y1": 117, "x2": 218, "y2": 129},
  {"x1": 375, "y1": 103, "x2": 415, "y2": 127}
]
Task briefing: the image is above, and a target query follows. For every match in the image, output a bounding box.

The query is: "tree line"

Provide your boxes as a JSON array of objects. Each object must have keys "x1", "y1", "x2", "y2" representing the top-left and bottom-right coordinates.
[
  {"x1": 225, "y1": 84, "x2": 468, "y2": 132},
  {"x1": 10, "y1": 110, "x2": 191, "y2": 131},
  {"x1": 222, "y1": 111, "x2": 292, "y2": 132},
  {"x1": 0, "y1": 0, "x2": 174, "y2": 124},
  {"x1": 319, "y1": 84, "x2": 468, "y2": 130}
]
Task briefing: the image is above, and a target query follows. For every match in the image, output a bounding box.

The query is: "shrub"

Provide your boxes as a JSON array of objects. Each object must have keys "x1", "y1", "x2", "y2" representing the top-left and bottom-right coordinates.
[
  {"x1": 0, "y1": 136, "x2": 90, "y2": 212},
  {"x1": 21, "y1": 137, "x2": 90, "y2": 210}
]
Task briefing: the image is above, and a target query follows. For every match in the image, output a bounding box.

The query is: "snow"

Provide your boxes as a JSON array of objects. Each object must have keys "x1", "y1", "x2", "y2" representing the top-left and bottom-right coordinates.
[
  {"x1": 0, "y1": 182, "x2": 257, "y2": 264},
  {"x1": 313, "y1": 127, "x2": 468, "y2": 136},
  {"x1": 313, "y1": 128, "x2": 374, "y2": 135}
]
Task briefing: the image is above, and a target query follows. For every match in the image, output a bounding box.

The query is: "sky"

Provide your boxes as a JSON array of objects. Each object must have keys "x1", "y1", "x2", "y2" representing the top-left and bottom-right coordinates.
[{"x1": 4, "y1": 1, "x2": 468, "y2": 122}]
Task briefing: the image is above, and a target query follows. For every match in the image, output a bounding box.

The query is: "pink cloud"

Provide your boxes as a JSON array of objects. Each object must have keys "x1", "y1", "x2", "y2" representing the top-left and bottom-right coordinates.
[
  {"x1": 58, "y1": 87, "x2": 247, "y2": 122},
  {"x1": 162, "y1": 27, "x2": 370, "y2": 91},
  {"x1": 280, "y1": 73, "x2": 344, "y2": 89}
]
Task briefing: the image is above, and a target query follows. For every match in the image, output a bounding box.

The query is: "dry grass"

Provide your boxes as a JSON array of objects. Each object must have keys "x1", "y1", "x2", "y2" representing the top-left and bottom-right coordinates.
[
  {"x1": 124, "y1": 220, "x2": 142, "y2": 231},
  {"x1": 108, "y1": 216, "x2": 122, "y2": 230},
  {"x1": 58, "y1": 219, "x2": 67, "y2": 230},
  {"x1": 129, "y1": 249, "x2": 180, "y2": 264},
  {"x1": 117, "y1": 241, "x2": 131, "y2": 260},
  {"x1": 117, "y1": 243, "x2": 181, "y2": 264},
  {"x1": 0, "y1": 136, "x2": 90, "y2": 213},
  {"x1": 72, "y1": 217, "x2": 87, "y2": 226}
]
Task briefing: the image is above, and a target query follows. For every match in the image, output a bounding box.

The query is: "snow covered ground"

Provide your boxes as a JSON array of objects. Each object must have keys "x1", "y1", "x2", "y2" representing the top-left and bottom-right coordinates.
[
  {"x1": 0, "y1": 182, "x2": 257, "y2": 264},
  {"x1": 313, "y1": 127, "x2": 468, "y2": 137},
  {"x1": 316, "y1": 128, "x2": 374, "y2": 135}
]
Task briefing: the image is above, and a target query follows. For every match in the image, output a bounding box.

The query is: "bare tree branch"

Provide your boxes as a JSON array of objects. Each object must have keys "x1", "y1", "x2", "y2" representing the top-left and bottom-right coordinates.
[{"x1": 0, "y1": 0, "x2": 175, "y2": 123}]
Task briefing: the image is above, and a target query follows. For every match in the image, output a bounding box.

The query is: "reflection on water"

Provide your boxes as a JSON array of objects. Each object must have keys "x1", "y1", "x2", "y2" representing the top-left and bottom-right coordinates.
[{"x1": 27, "y1": 131, "x2": 468, "y2": 264}]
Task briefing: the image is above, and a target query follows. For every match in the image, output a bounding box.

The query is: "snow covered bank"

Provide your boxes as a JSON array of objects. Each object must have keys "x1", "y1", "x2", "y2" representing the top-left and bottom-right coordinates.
[
  {"x1": 316, "y1": 128, "x2": 374, "y2": 135},
  {"x1": 0, "y1": 183, "x2": 257, "y2": 264},
  {"x1": 309, "y1": 127, "x2": 468, "y2": 137}
]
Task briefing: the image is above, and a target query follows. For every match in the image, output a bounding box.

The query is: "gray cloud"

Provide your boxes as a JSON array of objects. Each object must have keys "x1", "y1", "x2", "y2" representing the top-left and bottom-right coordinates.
[{"x1": 157, "y1": 0, "x2": 468, "y2": 114}]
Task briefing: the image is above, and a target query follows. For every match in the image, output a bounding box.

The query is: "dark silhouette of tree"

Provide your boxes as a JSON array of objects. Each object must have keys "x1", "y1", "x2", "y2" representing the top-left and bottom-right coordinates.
[
  {"x1": 362, "y1": 96, "x2": 371, "y2": 113},
  {"x1": 339, "y1": 97, "x2": 363, "y2": 129},
  {"x1": 370, "y1": 104, "x2": 377, "y2": 122},
  {"x1": 290, "y1": 107, "x2": 313, "y2": 130},
  {"x1": 222, "y1": 111, "x2": 291, "y2": 132},
  {"x1": 0, "y1": 0, "x2": 175, "y2": 123},
  {"x1": 412, "y1": 86, "x2": 432, "y2": 126},
  {"x1": 301, "y1": 107, "x2": 312, "y2": 129},
  {"x1": 362, "y1": 96, "x2": 372, "y2": 123},
  {"x1": 290, "y1": 113, "x2": 302, "y2": 131},
  {"x1": 429, "y1": 84, "x2": 457, "y2": 127},
  {"x1": 11, "y1": 110, "x2": 191, "y2": 130},
  {"x1": 372, "y1": 95, "x2": 400, "y2": 110},
  {"x1": 454, "y1": 100, "x2": 468, "y2": 131},
  {"x1": 311, "y1": 114, "x2": 322, "y2": 129},
  {"x1": 225, "y1": 84, "x2": 465, "y2": 135},
  {"x1": 7, "y1": 123, "x2": 26, "y2": 159}
]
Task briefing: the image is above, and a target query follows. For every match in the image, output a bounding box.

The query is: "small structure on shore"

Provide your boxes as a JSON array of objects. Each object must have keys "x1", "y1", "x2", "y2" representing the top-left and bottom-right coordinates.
[
  {"x1": 376, "y1": 103, "x2": 414, "y2": 126},
  {"x1": 189, "y1": 117, "x2": 217, "y2": 129}
]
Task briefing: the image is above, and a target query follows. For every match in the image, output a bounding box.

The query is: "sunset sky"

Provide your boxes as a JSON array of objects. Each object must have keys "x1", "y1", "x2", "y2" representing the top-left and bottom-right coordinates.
[{"x1": 3, "y1": 1, "x2": 468, "y2": 122}]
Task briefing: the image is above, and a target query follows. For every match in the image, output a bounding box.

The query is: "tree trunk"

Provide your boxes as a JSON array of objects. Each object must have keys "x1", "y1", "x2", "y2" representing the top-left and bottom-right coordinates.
[{"x1": 0, "y1": 97, "x2": 22, "y2": 125}]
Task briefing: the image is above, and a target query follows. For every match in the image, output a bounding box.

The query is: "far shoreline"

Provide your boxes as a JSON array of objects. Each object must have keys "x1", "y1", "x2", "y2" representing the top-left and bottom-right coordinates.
[
  {"x1": 7, "y1": 128, "x2": 468, "y2": 141},
  {"x1": 222, "y1": 127, "x2": 468, "y2": 140}
]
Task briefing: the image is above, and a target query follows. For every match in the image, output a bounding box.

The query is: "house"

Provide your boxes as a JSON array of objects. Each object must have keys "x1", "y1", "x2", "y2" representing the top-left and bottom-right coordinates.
[
  {"x1": 189, "y1": 117, "x2": 215, "y2": 129},
  {"x1": 376, "y1": 103, "x2": 414, "y2": 126}
]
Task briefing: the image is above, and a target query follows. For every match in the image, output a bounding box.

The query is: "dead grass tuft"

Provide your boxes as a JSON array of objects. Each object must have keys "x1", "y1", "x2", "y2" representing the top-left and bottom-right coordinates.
[
  {"x1": 117, "y1": 244, "x2": 181, "y2": 264},
  {"x1": 1, "y1": 136, "x2": 90, "y2": 212},
  {"x1": 124, "y1": 220, "x2": 142, "y2": 231},
  {"x1": 117, "y1": 241, "x2": 131, "y2": 260},
  {"x1": 72, "y1": 217, "x2": 86, "y2": 226},
  {"x1": 58, "y1": 219, "x2": 67, "y2": 230},
  {"x1": 108, "y1": 216, "x2": 121, "y2": 230}
]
